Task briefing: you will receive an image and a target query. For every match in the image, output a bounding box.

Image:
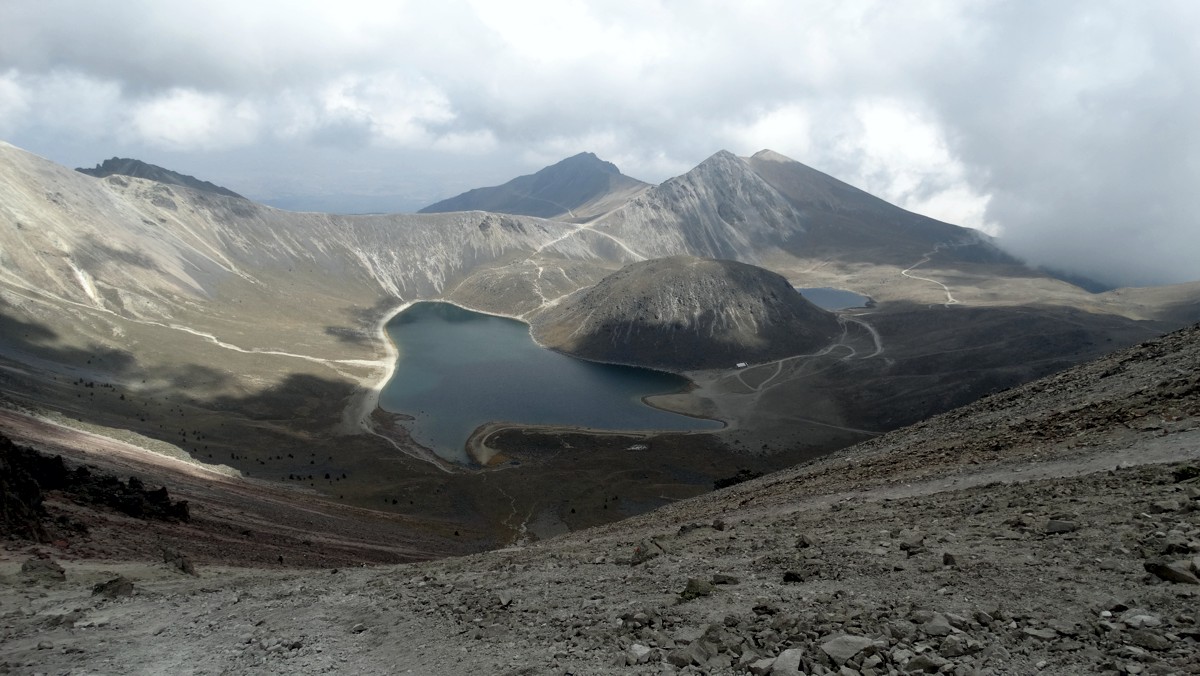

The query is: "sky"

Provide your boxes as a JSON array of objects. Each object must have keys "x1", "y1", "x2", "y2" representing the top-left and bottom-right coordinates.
[{"x1": 1, "y1": 1, "x2": 1197, "y2": 287}]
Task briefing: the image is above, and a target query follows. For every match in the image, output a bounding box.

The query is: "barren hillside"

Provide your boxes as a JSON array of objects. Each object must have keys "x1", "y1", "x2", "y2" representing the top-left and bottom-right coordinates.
[{"x1": 2, "y1": 323, "x2": 1196, "y2": 674}]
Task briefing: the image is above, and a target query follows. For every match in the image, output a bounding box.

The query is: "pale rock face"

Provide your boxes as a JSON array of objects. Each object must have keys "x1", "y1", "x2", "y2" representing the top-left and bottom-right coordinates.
[{"x1": 592, "y1": 151, "x2": 807, "y2": 261}]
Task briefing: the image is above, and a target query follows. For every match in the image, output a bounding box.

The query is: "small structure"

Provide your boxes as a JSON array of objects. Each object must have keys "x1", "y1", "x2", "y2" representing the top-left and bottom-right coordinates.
[{"x1": 736, "y1": 362, "x2": 748, "y2": 368}]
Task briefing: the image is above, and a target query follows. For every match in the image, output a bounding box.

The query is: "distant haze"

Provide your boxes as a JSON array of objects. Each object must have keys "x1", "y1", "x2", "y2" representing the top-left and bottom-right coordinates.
[{"x1": 2, "y1": 1, "x2": 1198, "y2": 286}]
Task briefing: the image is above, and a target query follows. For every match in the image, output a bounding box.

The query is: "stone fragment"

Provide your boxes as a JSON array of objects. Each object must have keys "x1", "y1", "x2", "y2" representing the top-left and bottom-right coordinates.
[
  {"x1": 909, "y1": 610, "x2": 936, "y2": 623},
  {"x1": 20, "y1": 556, "x2": 65, "y2": 582},
  {"x1": 1128, "y1": 630, "x2": 1172, "y2": 652},
  {"x1": 626, "y1": 644, "x2": 654, "y2": 665},
  {"x1": 161, "y1": 547, "x2": 197, "y2": 576},
  {"x1": 770, "y1": 647, "x2": 805, "y2": 675},
  {"x1": 903, "y1": 653, "x2": 947, "y2": 673},
  {"x1": 1120, "y1": 610, "x2": 1162, "y2": 628},
  {"x1": 1101, "y1": 598, "x2": 1131, "y2": 613},
  {"x1": 898, "y1": 529, "x2": 925, "y2": 554},
  {"x1": 1144, "y1": 559, "x2": 1200, "y2": 584},
  {"x1": 940, "y1": 635, "x2": 967, "y2": 657},
  {"x1": 782, "y1": 570, "x2": 804, "y2": 583},
  {"x1": 1044, "y1": 519, "x2": 1078, "y2": 534},
  {"x1": 923, "y1": 613, "x2": 954, "y2": 637},
  {"x1": 820, "y1": 634, "x2": 875, "y2": 665},
  {"x1": 629, "y1": 540, "x2": 661, "y2": 566},
  {"x1": 1149, "y1": 500, "x2": 1181, "y2": 513},
  {"x1": 1171, "y1": 465, "x2": 1200, "y2": 483},
  {"x1": 888, "y1": 619, "x2": 917, "y2": 640},
  {"x1": 672, "y1": 625, "x2": 707, "y2": 644},
  {"x1": 945, "y1": 612, "x2": 970, "y2": 629},
  {"x1": 712, "y1": 573, "x2": 740, "y2": 585},
  {"x1": 666, "y1": 641, "x2": 710, "y2": 667},
  {"x1": 679, "y1": 577, "x2": 714, "y2": 601},
  {"x1": 797, "y1": 533, "x2": 817, "y2": 548},
  {"x1": 748, "y1": 657, "x2": 776, "y2": 675},
  {"x1": 942, "y1": 552, "x2": 958, "y2": 567},
  {"x1": 92, "y1": 576, "x2": 135, "y2": 598}
]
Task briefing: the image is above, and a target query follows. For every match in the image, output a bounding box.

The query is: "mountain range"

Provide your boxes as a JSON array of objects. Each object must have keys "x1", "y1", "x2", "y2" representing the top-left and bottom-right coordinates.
[{"x1": 1, "y1": 138, "x2": 1198, "y2": 557}]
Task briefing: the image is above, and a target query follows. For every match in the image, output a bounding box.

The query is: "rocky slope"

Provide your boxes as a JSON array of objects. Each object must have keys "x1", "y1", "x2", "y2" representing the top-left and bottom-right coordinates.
[
  {"x1": 76, "y1": 157, "x2": 245, "y2": 199},
  {"x1": 743, "y1": 150, "x2": 1010, "y2": 266},
  {"x1": 591, "y1": 151, "x2": 807, "y2": 262},
  {"x1": 1, "y1": 323, "x2": 1196, "y2": 675},
  {"x1": 532, "y1": 256, "x2": 842, "y2": 370},
  {"x1": 2, "y1": 138, "x2": 1197, "y2": 560},
  {"x1": 420, "y1": 152, "x2": 649, "y2": 221}
]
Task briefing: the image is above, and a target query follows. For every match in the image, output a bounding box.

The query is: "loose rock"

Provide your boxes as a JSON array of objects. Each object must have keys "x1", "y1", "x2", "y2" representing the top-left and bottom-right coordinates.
[
  {"x1": 1144, "y1": 559, "x2": 1200, "y2": 584},
  {"x1": 820, "y1": 634, "x2": 875, "y2": 665}
]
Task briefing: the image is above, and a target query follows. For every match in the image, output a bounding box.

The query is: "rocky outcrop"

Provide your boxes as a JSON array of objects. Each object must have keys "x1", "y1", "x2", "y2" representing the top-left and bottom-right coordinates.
[
  {"x1": 0, "y1": 433, "x2": 190, "y2": 542},
  {"x1": 77, "y1": 157, "x2": 245, "y2": 199},
  {"x1": 532, "y1": 256, "x2": 841, "y2": 370}
]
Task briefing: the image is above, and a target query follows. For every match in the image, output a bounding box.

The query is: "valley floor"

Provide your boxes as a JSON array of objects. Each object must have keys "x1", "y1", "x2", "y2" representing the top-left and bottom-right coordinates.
[{"x1": 1, "y1": 325, "x2": 1198, "y2": 675}]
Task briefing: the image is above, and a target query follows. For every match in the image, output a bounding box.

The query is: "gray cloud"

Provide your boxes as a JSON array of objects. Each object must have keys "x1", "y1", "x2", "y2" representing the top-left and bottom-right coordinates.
[{"x1": 1, "y1": 0, "x2": 1197, "y2": 286}]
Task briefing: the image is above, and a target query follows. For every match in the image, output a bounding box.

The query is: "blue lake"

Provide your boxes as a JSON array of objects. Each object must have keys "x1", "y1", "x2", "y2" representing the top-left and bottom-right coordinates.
[
  {"x1": 795, "y1": 287, "x2": 872, "y2": 310},
  {"x1": 377, "y1": 302, "x2": 721, "y2": 463}
]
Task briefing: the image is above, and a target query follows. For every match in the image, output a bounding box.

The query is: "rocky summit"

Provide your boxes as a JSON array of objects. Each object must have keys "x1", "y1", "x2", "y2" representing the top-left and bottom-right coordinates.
[{"x1": 532, "y1": 256, "x2": 843, "y2": 370}]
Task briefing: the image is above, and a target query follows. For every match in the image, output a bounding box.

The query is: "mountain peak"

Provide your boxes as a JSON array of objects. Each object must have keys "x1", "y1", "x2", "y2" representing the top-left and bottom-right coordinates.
[
  {"x1": 554, "y1": 151, "x2": 622, "y2": 175},
  {"x1": 419, "y1": 153, "x2": 648, "y2": 219},
  {"x1": 76, "y1": 157, "x2": 244, "y2": 199},
  {"x1": 750, "y1": 149, "x2": 796, "y2": 163}
]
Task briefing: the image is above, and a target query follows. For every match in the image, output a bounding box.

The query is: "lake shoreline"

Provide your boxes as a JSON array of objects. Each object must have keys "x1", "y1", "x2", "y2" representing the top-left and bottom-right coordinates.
[{"x1": 373, "y1": 300, "x2": 723, "y2": 464}]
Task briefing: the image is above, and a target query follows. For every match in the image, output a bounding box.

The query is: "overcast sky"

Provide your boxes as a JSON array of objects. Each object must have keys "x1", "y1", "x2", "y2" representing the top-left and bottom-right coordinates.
[{"x1": 2, "y1": 1, "x2": 1197, "y2": 287}]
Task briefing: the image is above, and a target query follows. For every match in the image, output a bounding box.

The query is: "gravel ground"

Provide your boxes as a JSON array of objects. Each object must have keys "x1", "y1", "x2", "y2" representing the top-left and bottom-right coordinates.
[{"x1": 1, "y1": 324, "x2": 1197, "y2": 675}]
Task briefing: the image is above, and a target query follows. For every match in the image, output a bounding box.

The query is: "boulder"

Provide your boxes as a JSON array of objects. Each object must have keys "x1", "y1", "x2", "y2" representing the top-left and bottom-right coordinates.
[
  {"x1": 1144, "y1": 559, "x2": 1200, "y2": 584},
  {"x1": 679, "y1": 577, "x2": 714, "y2": 601},
  {"x1": 92, "y1": 576, "x2": 135, "y2": 598},
  {"x1": 626, "y1": 644, "x2": 655, "y2": 665},
  {"x1": 1044, "y1": 519, "x2": 1078, "y2": 534},
  {"x1": 19, "y1": 556, "x2": 65, "y2": 582},
  {"x1": 770, "y1": 647, "x2": 806, "y2": 675},
  {"x1": 819, "y1": 634, "x2": 875, "y2": 665}
]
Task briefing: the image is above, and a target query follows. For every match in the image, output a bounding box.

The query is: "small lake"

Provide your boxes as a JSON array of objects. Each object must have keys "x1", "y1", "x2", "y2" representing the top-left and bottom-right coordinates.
[
  {"x1": 795, "y1": 287, "x2": 871, "y2": 310},
  {"x1": 377, "y1": 302, "x2": 721, "y2": 463}
]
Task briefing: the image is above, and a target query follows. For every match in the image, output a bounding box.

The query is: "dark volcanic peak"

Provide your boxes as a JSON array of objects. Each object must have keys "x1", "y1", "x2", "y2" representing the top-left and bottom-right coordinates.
[
  {"x1": 745, "y1": 149, "x2": 1014, "y2": 265},
  {"x1": 419, "y1": 152, "x2": 649, "y2": 219},
  {"x1": 532, "y1": 256, "x2": 842, "y2": 370},
  {"x1": 76, "y1": 157, "x2": 244, "y2": 199}
]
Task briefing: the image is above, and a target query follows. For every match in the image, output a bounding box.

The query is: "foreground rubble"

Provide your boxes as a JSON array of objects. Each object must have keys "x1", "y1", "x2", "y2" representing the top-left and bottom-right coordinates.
[{"x1": 2, "y1": 325, "x2": 1198, "y2": 674}]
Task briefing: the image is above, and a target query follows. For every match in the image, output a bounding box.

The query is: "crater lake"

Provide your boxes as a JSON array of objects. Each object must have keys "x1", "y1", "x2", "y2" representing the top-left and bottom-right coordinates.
[{"x1": 378, "y1": 302, "x2": 721, "y2": 463}]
